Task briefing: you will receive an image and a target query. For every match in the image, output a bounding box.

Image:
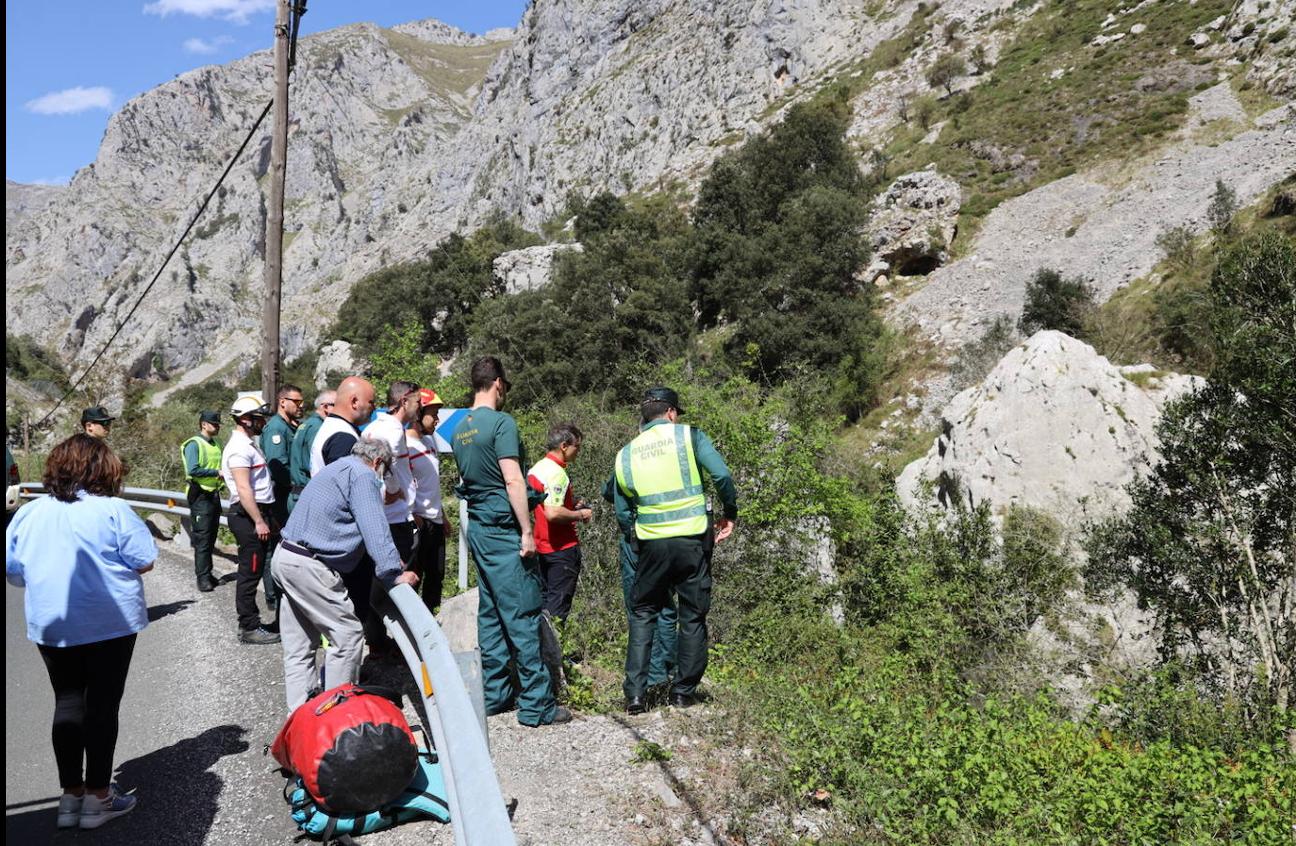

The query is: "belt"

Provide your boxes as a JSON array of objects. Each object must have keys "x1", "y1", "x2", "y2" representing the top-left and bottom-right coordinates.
[{"x1": 281, "y1": 540, "x2": 316, "y2": 560}]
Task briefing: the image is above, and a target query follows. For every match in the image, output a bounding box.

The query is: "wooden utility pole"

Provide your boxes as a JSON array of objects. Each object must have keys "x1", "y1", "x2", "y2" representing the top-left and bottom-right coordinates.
[{"x1": 261, "y1": 0, "x2": 291, "y2": 406}]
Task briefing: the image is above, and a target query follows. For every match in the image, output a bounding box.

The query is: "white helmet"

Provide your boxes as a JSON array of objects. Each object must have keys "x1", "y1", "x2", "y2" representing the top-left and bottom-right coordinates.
[{"x1": 230, "y1": 395, "x2": 270, "y2": 419}]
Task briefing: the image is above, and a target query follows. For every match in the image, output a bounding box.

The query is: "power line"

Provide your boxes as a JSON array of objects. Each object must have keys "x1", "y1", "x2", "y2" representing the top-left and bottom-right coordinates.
[
  {"x1": 36, "y1": 98, "x2": 274, "y2": 428},
  {"x1": 36, "y1": 0, "x2": 308, "y2": 430}
]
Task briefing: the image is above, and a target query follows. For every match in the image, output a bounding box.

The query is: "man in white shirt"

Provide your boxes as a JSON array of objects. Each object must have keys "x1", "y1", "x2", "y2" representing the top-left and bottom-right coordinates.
[
  {"x1": 359, "y1": 381, "x2": 421, "y2": 656},
  {"x1": 407, "y1": 388, "x2": 451, "y2": 613},
  {"x1": 220, "y1": 396, "x2": 280, "y2": 645}
]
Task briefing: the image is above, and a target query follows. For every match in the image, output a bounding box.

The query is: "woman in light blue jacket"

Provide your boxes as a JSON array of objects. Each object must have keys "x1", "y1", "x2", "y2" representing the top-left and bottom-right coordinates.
[{"x1": 6, "y1": 434, "x2": 156, "y2": 831}]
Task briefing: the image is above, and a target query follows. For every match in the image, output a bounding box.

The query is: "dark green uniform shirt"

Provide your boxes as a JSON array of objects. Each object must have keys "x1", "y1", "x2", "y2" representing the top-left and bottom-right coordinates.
[
  {"x1": 260, "y1": 414, "x2": 296, "y2": 499},
  {"x1": 290, "y1": 413, "x2": 323, "y2": 488},
  {"x1": 451, "y1": 406, "x2": 527, "y2": 527}
]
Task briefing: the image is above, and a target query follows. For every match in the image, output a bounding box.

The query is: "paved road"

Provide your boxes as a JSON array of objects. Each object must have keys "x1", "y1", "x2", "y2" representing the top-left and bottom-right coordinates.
[{"x1": 7, "y1": 542, "x2": 329, "y2": 844}]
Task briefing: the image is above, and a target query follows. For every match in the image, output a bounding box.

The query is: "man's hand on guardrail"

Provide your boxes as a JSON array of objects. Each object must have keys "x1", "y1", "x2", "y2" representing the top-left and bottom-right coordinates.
[{"x1": 395, "y1": 570, "x2": 419, "y2": 588}]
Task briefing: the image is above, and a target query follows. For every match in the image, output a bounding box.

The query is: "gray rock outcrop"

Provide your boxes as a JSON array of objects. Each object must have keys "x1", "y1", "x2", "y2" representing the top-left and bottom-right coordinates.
[
  {"x1": 863, "y1": 169, "x2": 960, "y2": 282},
  {"x1": 437, "y1": 587, "x2": 480, "y2": 653},
  {"x1": 1223, "y1": 0, "x2": 1296, "y2": 96},
  {"x1": 492, "y1": 243, "x2": 584, "y2": 294},
  {"x1": 6, "y1": 19, "x2": 512, "y2": 381},
  {"x1": 314, "y1": 340, "x2": 367, "y2": 389},
  {"x1": 897, "y1": 330, "x2": 1200, "y2": 526},
  {"x1": 6, "y1": 179, "x2": 65, "y2": 231}
]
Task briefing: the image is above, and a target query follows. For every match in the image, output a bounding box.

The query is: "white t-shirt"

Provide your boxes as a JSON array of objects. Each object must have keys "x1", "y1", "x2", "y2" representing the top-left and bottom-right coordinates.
[
  {"x1": 406, "y1": 431, "x2": 443, "y2": 522},
  {"x1": 221, "y1": 427, "x2": 274, "y2": 508},
  {"x1": 364, "y1": 412, "x2": 415, "y2": 524}
]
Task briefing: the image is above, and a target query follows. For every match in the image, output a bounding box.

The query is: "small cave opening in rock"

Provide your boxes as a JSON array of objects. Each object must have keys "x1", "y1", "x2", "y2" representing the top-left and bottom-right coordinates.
[{"x1": 897, "y1": 254, "x2": 940, "y2": 276}]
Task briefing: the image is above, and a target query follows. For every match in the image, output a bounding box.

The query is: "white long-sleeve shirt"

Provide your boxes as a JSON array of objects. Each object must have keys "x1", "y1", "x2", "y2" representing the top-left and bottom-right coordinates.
[{"x1": 363, "y1": 412, "x2": 415, "y2": 524}]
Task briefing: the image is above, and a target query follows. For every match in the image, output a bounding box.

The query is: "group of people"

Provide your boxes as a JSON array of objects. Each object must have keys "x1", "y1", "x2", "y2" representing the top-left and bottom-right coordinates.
[{"x1": 5, "y1": 353, "x2": 737, "y2": 831}]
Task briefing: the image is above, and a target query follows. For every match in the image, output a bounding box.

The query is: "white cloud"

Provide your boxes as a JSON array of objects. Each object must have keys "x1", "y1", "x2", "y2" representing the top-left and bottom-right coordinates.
[
  {"x1": 183, "y1": 35, "x2": 235, "y2": 54},
  {"x1": 143, "y1": 0, "x2": 274, "y2": 24},
  {"x1": 24, "y1": 86, "x2": 114, "y2": 116}
]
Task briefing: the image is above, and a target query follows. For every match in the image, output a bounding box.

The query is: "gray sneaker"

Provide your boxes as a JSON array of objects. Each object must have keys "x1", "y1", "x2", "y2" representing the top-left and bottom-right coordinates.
[
  {"x1": 79, "y1": 787, "x2": 136, "y2": 829},
  {"x1": 239, "y1": 626, "x2": 281, "y2": 645},
  {"x1": 57, "y1": 793, "x2": 83, "y2": 828}
]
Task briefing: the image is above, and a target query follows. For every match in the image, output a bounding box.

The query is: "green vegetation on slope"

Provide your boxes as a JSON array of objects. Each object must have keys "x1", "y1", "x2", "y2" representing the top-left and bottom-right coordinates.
[
  {"x1": 874, "y1": 0, "x2": 1234, "y2": 242},
  {"x1": 1087, "y1": 175, "x2": 1296, "y2": 373},
  {"x1": 11, "y1": 90, "x2": 1291, "y2": 843}
]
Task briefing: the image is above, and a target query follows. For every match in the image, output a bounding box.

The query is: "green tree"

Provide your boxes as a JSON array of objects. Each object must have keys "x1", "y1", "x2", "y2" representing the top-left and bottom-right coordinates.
[
  {"x1": 1207, "y1": 178, "x2": 1238, "y2": 236},
  {"x1": 1018, "y1": 267, "x2": 1096, "y2": 337},
  {"x1": 926, "y1": 52, "x2": 967, "y2": 96},
  {"x1": 688, "y1": 97, "x2": 882, "y2": 418},
  {"x1": 333, "y1": 216, "x2": 539, "y2": 357},
  {"x1": 468, "y1": 195, "x2": 693, "y2": 407},
  {"x1": 1087, "y1": 232, "x2": 1296, "y2": 731}
]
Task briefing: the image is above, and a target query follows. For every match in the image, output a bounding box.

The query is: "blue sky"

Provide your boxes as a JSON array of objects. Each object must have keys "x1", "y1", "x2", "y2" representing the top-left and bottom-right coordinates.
[{"x1": 5, "y1": 1, "x2": 527, "y2": 185}]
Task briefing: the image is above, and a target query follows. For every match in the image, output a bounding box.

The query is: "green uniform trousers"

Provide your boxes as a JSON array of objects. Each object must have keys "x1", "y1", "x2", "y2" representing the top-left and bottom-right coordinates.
[
  {"x1": 625, "y1": 531, "x2": 712, "y2": 701},
  {"x1": 467, "y1": 521, "x2": 557, "y2": 726},
  {"x1": 619, "y1": 535, "x2": 676, "y2": 689},
  {"x1": 187, "y1": 484, "x2": 222, "y2": 579}
]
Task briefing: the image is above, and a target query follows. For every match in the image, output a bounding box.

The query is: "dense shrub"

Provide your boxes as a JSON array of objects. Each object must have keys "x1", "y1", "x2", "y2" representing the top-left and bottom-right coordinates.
[
  {"x1": 5, "y1": 333, "x2": 69, "y2": 390},
  {"x1": 950, "y1": 315, "x2": 1018, "y2": 389},
  {"x1": 467, "y1": 195, "x2": 693, "y2": 407},
  {"x1": 1018, "y1": 267, "x2": 1096, "y2": 337},
  {"x1": 717, "y1": 640, "x2": 1293, "y2": 845},
  {"x1": 332, "y1": 216, "x2": 539, "y2": 356}
]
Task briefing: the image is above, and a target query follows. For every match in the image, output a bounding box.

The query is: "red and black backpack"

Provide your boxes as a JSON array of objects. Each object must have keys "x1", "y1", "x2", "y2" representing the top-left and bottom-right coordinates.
[{"x1": 271, "y1": 684, "x2": 419, "y2": 814}]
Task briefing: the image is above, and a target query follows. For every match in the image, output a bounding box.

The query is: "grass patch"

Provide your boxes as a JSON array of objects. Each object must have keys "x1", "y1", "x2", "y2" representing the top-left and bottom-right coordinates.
[
  {"x1": 379, "y1": 29, "x2": 509, "y2": 108},
  {"x1": 1122, "y1": 369, "x2": 1168, "y2": 389}
]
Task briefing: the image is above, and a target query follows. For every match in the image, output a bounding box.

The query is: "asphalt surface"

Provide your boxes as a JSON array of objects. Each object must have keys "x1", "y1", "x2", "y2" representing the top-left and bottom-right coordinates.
[{"x1": 5, "y1": 542, "x2": 370, "y2": 845}]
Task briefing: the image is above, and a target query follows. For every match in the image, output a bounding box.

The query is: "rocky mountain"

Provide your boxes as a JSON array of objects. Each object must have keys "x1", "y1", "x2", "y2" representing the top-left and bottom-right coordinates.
[
  {"x1": 5, "y1": 0, "x2": 1294, "y2": 396},
  {"x1": 5, "y1": 180, "x2": 65, "y2": 231},
  {"x1": 6, "y1": 20, "x2": 512, "y2": 381}
]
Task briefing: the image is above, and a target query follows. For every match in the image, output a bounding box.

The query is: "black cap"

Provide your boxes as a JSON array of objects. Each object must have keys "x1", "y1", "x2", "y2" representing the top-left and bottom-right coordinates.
[
  {"x1": 199, "y1": 410, "x2": 221, "y2": 425},
  {"x1": 81, "y1": 406, "x2": 115, "y2": 424},
  {"x1": 642, "y1": 387, "x2": 684, "y2": 415}
]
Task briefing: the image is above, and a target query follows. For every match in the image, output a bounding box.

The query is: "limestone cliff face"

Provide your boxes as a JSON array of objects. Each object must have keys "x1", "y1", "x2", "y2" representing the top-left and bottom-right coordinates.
[
  {"x1": 7, "y1": 1, "x2": 1022, "y2": 382},
  {"x1": 6, "y1": 20, "x2": 511, "y2": 377},
  {"x1": 4, "y1": 0, "x2": 1289, "y2": 391}
]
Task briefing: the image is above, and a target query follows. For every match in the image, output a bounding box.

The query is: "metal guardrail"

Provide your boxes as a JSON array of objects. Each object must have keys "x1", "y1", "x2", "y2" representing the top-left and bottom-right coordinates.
[
  {"x1": 384, "y1": 585, "x2": 516, "y2": 845},
  {"x1": 18, "y1": 482, "x2": 230, "y2": 527},
  {"x1": 18, "y1": 484, "x2": 471, "y2": 589}
]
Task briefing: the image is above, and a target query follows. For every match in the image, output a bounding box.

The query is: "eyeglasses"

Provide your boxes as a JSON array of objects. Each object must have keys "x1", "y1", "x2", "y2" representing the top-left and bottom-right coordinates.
[{"x1": 284, "y1": 397, "x2": 305, "y2": 405}]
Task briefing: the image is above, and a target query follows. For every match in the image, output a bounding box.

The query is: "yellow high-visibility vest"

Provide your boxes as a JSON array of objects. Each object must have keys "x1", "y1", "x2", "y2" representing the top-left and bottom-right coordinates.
[
  {"x1": 180, "y1": 436, "x2": 224, "y2": 492},
  {"x1": 615, "y1": 423, "x2": 706, "y2": 540}
]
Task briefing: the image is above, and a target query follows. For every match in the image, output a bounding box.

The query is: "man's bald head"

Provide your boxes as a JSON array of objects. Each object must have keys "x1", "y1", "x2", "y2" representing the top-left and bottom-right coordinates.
[{"x1": 335, "y1": 376, "x2": 376, "y2": 426}]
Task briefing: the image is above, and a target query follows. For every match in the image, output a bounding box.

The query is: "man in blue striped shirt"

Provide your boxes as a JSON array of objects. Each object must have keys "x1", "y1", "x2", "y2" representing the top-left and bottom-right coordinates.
[{"x1": 271, "y1": 439, "x2": 419, "y2": 710}]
